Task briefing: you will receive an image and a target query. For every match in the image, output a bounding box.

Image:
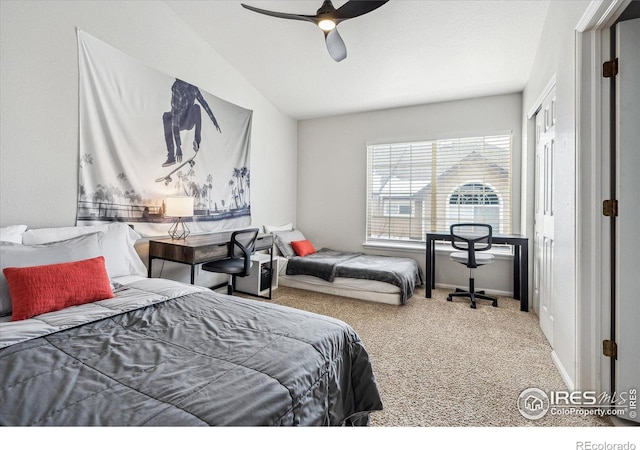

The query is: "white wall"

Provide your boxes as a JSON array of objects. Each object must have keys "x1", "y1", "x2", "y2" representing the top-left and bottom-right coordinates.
[
  {"x1": 297, "y1": 93, "x2": 522, "y2": 295},
  {"x1": 521, "y1": 0, "x2": 591, "y2": 388},
  {"x1": 0, "y1": 0, "x2": 297, "y2": 231},
  {"x1": 0, "y1": 0, "x2": 297, "y2": 285}
]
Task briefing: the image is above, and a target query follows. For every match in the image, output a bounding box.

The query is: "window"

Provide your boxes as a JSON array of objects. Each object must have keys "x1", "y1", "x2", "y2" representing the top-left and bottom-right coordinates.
[
  {"x1": 366, "y1": 134, "x2": 512, "y2": 244},
  {"x1": 447, "y1": 182, "x2": 501, "y2": 231}
]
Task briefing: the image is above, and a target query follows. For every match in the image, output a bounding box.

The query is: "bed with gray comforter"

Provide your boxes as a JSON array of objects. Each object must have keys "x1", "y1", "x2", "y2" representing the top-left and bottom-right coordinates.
[
  {"x1": 286, "y1": 248, "x2": 424, "y2": 305},
  {"x1": 0, "y1": 278, "x2": 382, "y2": 426}
]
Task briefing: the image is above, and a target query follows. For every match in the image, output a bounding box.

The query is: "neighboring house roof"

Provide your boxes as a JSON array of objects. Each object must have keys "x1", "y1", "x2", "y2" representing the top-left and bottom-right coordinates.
[{"x1": 374, "y1": 150, "x2": 509, "y2": 198}]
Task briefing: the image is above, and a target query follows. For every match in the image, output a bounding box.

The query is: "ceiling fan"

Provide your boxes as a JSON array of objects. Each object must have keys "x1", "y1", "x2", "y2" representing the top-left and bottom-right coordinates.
[{"x1": 241, "y1": 1, "x2": 389, "y2": 62}]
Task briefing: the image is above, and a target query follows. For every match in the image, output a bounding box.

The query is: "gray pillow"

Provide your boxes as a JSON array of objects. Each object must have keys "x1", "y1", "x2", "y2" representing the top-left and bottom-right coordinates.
[
  {"x1": 0, "y1": 232, "x2": 104, "y2": 317},
  {"x1": 22, "y1": 222, "x2": 146, "y2": 278},
  {"x1": 273, "y1": 229, "x2": 306, "y2": 258},
  {"x1": 0, "y1": 224, "x2": 27, "y2": 244}
]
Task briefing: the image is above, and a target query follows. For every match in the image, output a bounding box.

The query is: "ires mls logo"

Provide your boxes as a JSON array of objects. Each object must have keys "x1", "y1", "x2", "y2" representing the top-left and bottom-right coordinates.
[
  {"x1": 517, "y1": 387, "x2": 638, "y2": 420},
  {"x1": 517, "y1": 388, "x2": 550, "y2": 420}
]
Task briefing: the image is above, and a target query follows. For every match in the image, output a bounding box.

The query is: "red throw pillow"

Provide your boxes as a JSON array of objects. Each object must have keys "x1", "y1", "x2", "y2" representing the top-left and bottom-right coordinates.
[
  {"x1": 291, "y1": 240, "x2": 316, "y2": 257},
  {"x1": 3, "y1": 256, "x2": 114, "y2": 321}
]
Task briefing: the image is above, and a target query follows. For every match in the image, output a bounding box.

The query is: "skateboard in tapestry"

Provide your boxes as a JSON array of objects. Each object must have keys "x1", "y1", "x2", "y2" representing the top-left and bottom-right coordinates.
[{"x1": 155, "y1": 149, "x2": 199, "y2": 185}]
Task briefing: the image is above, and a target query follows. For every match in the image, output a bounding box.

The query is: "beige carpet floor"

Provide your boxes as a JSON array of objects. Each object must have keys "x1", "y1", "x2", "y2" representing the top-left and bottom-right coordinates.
[{"x1": 249, "y1": 286, "x2": 611, "y2": 427}]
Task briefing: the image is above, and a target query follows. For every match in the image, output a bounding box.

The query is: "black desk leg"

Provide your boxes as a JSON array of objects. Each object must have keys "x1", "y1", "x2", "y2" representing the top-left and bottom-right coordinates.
[
  {"x1": 268, "y1": 249, "x2": 273, "y2": 300},
  {"x1": 521, "y1": 243, "x2": 529, "y2": 312},
  {"x1": 148, "y1": 258, "x2": 153, "y2": 278},
  {"x1": 513, "y1": 246, "x2": 521, "y2": 300},
  {"x1": 190, "y1": 266, "x2": 195, "y2": 285},
  {"x1": 426, "y1": 238, "x2": 433, "y2": 298}
]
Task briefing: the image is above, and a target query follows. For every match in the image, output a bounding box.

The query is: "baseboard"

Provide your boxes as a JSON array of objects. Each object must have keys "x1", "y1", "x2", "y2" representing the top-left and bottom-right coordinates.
[
  {"x1": 435, "y1": 283, "x2": 512, "y2": 298},
  {"x1": 551, "y1": 350, "x2": 575, "y2": 391}
]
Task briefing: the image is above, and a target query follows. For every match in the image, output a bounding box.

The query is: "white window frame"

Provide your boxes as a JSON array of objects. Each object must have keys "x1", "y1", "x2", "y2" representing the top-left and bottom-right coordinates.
[{"x1": 365, "y1": 132, "x2": 513, "y2": 246}]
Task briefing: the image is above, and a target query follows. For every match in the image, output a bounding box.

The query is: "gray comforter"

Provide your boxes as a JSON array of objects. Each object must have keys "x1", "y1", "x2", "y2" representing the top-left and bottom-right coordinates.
[
  {"x1": 0, "y1": 279, "x2": 382, "y2": 426},
  {"x1": 286, "y1": 248, "x2": 424, "y2": 304}
]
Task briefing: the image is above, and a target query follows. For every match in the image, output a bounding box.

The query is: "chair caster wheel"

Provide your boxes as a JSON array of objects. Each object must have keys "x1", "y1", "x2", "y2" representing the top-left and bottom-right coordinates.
[
  {"x1": 447, "y1": 295, "x2": 452, "y2": 301},
  {"x1": 470, "y1": 303, "x2": 477, "y2": 309}
]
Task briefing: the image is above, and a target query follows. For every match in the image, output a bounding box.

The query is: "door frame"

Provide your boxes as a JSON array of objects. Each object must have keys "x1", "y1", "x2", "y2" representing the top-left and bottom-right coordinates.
[{"x1": 575, "y1": 0, "x2": 632, "y2": 393}]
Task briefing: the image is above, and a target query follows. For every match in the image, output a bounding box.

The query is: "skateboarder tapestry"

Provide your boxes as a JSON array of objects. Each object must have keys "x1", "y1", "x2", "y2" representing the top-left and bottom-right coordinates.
[{"x1": 77, "y1": 30, "x2": 252, "y2": 237}]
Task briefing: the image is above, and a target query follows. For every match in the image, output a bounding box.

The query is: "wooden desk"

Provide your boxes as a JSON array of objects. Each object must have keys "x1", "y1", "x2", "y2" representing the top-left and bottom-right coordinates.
[
  {"x1": 148, "y1": 232, "x2": 274, "y2": 295},
  {"x1": 425, "y1": 232, "x2": 529, "y2": 312}
]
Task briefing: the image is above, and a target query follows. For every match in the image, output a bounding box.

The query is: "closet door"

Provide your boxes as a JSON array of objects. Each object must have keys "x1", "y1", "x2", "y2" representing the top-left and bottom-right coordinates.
[{"x1": 534, "y1": 88, "x2": 555, "y2": 346}]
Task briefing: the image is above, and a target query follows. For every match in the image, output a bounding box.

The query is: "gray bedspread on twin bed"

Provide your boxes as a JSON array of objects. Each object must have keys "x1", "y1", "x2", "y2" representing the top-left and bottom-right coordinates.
[
  {"x1": 285, "y1": 248, "x2": 424, "y2": 304},
  {"x1": 0, "y1": 279, "x2": 382, "y2": 426}
]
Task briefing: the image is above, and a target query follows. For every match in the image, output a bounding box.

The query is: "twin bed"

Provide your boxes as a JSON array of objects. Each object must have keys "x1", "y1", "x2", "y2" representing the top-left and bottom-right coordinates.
[
  {"x1": 0, "y1": 223, "x2": 383, "y2": 426},
  {"x1": 269, "y1": 226, "x2": 424, "y2": 306}
]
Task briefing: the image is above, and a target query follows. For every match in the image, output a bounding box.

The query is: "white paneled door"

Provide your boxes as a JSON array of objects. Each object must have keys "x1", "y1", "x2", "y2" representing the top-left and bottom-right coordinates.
[
  {"x1": 534, "y1": 87, "x2": 555, "y2": 346},
  {"x1": 615, "y1": 17, "x2": 640, "y2": 424}
]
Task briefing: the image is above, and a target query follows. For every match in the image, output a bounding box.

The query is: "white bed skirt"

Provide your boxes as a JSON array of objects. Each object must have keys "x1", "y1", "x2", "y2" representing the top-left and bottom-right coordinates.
[{"x1": 278, "y1": 257, "x2": 402, "y2": 305}]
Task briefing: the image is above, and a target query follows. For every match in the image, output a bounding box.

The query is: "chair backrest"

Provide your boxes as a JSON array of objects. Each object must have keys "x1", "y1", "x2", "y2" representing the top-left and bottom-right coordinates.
[
  {"x1": 229, "y1": 228, "x2": 260, "y2": 275},
  {"x1": 450, "y1": 223, "x2": 493, "y2": 268}
]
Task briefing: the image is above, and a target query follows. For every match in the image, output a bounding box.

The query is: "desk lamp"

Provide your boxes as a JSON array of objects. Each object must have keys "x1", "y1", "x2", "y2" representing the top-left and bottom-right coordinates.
[{"x1": 165, "y1": 196, "x2": 193, "y2": 239}]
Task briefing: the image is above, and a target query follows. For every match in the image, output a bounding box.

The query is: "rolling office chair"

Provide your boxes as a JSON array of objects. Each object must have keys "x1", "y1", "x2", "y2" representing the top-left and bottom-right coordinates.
[
  {"x1": 447, "y1": 223, "x2": 498, "y2": 309},
  {"x1": 202, "y1": 228, "x2": 259, "y2": 295}
]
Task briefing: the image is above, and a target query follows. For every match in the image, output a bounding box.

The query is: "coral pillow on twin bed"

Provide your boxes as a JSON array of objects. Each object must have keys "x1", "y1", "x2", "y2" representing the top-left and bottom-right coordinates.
[
  {"x1": 272, "y1": 229, "x2": 307, "y2": 258},
  {"x1": 291, "y1": 240, "x2": 316, "y2": 257},
  {"x1": 3, "y1": 256, "x2": 114, "y2": 321}
]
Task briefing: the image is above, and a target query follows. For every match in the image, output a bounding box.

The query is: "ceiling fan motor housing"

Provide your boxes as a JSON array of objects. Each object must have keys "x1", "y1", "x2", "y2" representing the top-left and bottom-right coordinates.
[{"x1": 317, "y1": 1, "x2": 337, "y2": 17}]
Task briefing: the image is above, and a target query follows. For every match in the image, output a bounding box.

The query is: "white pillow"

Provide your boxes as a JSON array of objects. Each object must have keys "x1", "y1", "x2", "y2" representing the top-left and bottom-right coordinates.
[
  {"x1": 0, "y1": 225, "x2": 28, "y2": 244},
  {"x1": 273, "y1": 229, "x2": 306, "y2": 258},
  {"x1": 22, "y1": 223, "x2": 146, "y2": 279},
  {"x1": 264, "y1": 223, "x2": 293, "y2": 234},
  {"x1": 0, "y1": 232, "x2": 105, "y2": 317}
]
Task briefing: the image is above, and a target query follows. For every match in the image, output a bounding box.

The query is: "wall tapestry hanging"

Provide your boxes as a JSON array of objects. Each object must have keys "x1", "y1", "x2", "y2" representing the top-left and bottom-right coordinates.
[{"x1": 77, "y1": 30, "x2": 252, "y2": 237}]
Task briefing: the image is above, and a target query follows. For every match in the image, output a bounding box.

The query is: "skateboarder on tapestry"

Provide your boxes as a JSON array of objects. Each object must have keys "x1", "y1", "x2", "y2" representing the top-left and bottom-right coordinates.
[{"x1": 162, "y1": 78, "x2": 221, "y2": 167}]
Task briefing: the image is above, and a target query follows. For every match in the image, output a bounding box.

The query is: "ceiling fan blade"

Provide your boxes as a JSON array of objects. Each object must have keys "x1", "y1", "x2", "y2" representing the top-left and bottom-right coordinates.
[
  {"x1": 241, "y1": 3, "x2": 315, "y2": 23},
  {"x1": 334, "y1": 0, "x2": 389, "y2": 20},
  {"x1": 325, "y1": 29, "x2": 347, "y2": 62}
]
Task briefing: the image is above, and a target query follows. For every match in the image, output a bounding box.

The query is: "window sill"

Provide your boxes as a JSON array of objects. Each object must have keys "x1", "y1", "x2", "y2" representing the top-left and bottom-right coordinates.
[
  {"x1": 362, "y1": 241, "x2": 425, "y2": 254},
  {"x1": 363, "y1": 241, "x2": 514, "y2": 260}
]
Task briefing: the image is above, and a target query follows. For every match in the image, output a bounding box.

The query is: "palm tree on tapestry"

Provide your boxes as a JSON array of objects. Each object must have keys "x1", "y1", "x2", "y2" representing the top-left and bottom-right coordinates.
[
  {"x1": 240, "y1": 166, "x2": 249, "y2": 207},
  {"x1": 244, "y1": 169, "x2": 250, "y2": 207},
  {"x1": 124, "y1": 190, "x2": 142, "y2": 205},
  {"x1": 93, "y1": 184, "x2": 114, "y2": 218},
  {"x1": 206, "y1": 174, "x2": 213, "y2": 212},
  {"x1": 117, "y1": 173, "x2": 128, "y2": 203},
  {"x1": 175, "y1": 166, "x2": 198, "y2": 197},
  {"x1": 107, "y1": 184, "x2": 123, "y2": 205},
  {"x1": 124, "y1": 190, "x2": 142, "y2": 218},
  {"x1": 229, "y1": 179, "x2": 238, "y2": 209},
  {"x1": 191, "y1": 184, "x2": 202, "y2": 211},
  {"x1": 78, "y1": 153, "x2": 94, "y2": 201},
  {"x1": 232, "y1": 167, "x2": 250, "y2": 208}
]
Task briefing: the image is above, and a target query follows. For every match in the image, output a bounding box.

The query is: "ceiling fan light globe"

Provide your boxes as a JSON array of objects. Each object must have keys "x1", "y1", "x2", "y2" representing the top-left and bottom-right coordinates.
[{"x1": 318, "y1": 19, "x2": 335, "y2": 31}]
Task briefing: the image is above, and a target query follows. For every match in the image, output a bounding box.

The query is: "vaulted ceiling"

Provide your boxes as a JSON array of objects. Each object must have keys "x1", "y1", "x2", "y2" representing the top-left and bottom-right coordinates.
[{"x1": 167, "y1": 0, "x2": 551, "y2": 120}]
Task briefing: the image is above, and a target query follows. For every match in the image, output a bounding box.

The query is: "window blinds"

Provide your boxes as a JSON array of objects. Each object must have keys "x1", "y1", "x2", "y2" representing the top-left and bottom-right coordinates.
[{"x1": 366, "y1": 133, "x2": 512, "y2": 243}]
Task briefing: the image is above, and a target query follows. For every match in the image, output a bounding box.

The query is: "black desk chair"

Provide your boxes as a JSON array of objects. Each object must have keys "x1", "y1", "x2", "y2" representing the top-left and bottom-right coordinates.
[
  {"x1": 202, "y1": 228, "x2": 259, "y2": 295},
  {"x1": 447, "y1": 223, "x2": 498, "y2": 309}
]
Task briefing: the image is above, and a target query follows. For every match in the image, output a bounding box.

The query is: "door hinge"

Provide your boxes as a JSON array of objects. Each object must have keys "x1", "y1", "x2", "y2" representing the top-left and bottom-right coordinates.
[
  {"x1": 603, "y1": 199, "x2": 618, "y2": 217},
  {"x1": 603, "y1": 58, "x2": 619, "y2": 78},
  {"x1": 603, "y1": 340, "x2": 618, "y2": 359}
]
